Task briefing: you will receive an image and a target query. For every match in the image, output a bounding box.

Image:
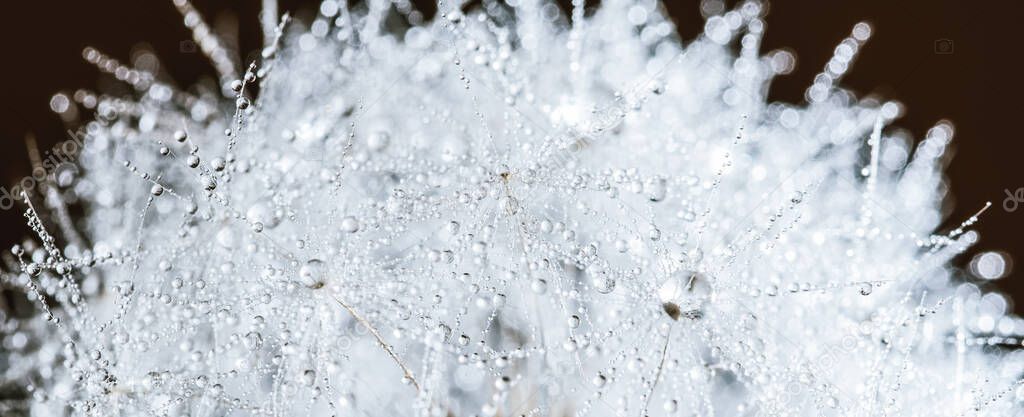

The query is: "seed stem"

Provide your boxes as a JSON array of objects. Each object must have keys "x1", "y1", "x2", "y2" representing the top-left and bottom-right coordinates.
[{"x1": 331, "y1": 295, "x2": 422, "y2": 393}]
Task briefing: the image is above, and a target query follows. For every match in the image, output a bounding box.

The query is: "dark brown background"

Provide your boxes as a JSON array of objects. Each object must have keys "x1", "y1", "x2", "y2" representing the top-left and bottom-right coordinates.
[{"x1": 1, "y1": 1, "x2": 1021, "y2": 311}]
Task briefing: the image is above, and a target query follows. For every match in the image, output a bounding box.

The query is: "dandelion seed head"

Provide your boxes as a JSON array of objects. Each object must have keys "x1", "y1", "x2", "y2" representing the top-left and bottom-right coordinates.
[{"x1": 1, "y1": 1, "x2": 1022, "y2": 417}]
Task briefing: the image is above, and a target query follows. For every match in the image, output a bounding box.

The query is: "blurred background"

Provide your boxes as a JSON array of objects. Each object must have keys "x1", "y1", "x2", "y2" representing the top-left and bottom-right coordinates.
[{"x1": 0, "y1": 0, "x2": 1021, "y2": 311}]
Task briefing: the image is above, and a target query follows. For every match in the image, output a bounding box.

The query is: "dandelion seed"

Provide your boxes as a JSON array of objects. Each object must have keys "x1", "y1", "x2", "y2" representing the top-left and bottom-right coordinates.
[{"x1": 2, "y1": 1, "x2": 1018, "y2": 417}]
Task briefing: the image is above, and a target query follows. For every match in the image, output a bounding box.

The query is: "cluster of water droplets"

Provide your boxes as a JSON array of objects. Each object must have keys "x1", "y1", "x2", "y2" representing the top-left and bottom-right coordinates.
[{"x1": 2, "y1": 0, "x2": 1022, "y2": 416}]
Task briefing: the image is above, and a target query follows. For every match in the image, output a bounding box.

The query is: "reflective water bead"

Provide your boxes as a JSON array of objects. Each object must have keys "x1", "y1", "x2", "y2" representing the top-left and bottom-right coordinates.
[
  {"x1": 244, "y1": 332, "x2": 262, "y2": 350},
  {"x1": 645, "y1": 177, "x2": 667, "y2": 202},
  {"x1": 340, "y1": 216, "x2": 360, "y2": 233},
  {"x1": 300, "y1": 369, "x2": 316, "y2": 387},
  {"x1": 648, "y1": 226, "x2": 661, "y2": 241},
  {"x1": 367, "y1": 131, "x2": 390, "y2": 151},
  {"x1": 664, "y1": 399, "x2": 678, "y2": 412},
  {"x1": 298, "y1": 259, "x2": 327, "y2": 289},
  {"x1": 246, "y1": 203, "x2": 280, "y2": 229},
  {"x1": 494, "y1": 376, "x2": 511, "y2": 391},
  {"x1": 592, "y1": 275, "x2": 616, "y2": 294},
  {"x1": 530, "y1": 278, "x2": 547, "y2": 294}
]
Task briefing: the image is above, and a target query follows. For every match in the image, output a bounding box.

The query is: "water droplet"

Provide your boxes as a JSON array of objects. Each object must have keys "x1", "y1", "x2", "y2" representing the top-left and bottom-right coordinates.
[
  {"x1": 645, "y1": 177, "x2": 667, "y2": 202},
  {"x1": 340, "y1": 216, "x2": 360, "y2": 233},
  {"x1": 247, "y1": 203, "x2": 280, "y2": 229},
  {"x1": 300, "y1": 369, "x2": 316, "y2": 387},
  {"x1": 531, "y1": 278, "x2": 547, "y2": 294},
  {"x1": 592, "y1": 275, "x2": 616, "y2": 294},
  {"x1": 367, "y1": 131, "x2": 390, "y2": 151},
  {"x1": 244, "y1": 332, "x2": 263, "y2": 350},
  {"x1": 648, "y1": 226, "x2": 662, "y2": 241},
  {"x1": 299, "y1": 259, "x2": 326, "y2": 289}
]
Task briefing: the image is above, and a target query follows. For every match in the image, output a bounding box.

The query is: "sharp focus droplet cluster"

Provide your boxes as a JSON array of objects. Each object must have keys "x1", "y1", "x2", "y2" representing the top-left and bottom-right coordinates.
[{"x1": 2, "y1": 1, "x2": 1022, "y2": 416}]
